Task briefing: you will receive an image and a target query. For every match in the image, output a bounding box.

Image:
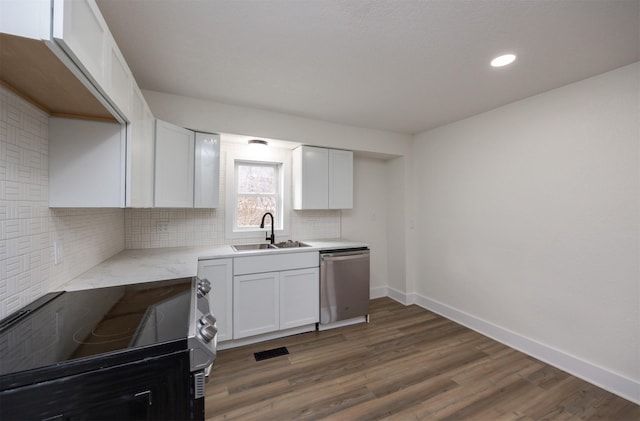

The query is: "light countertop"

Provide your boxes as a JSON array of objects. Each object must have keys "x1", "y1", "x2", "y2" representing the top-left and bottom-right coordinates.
[{"x1": 60, "y1": 240, "x2": 367, "y2": 291}]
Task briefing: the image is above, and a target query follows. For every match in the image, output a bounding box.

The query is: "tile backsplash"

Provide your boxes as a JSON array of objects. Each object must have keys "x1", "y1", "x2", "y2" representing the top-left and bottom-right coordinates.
[
  {"x1": 125, "y1": 208, "x2": 221, "y2": 248},
  {"x1": 0, "y1": 86, "x2": 124, "y2": 319},
  {"x1": 1, "y1": 85, "x2": 343, "y2": 319},
  {"x1": 125, "y1": 206, "x2": 341, "y2": 248}
]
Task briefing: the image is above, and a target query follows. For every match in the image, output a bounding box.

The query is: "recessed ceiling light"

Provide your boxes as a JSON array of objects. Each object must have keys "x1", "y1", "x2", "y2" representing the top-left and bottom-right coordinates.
[{"x1": 490, "y1": 54, "x2": 517, "y2": 68}]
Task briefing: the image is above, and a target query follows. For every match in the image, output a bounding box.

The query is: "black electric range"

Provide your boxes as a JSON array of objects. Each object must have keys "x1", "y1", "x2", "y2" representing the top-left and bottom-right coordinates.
[{"x1": 0, "y1": 276, "x2": 217, "y2": 420}]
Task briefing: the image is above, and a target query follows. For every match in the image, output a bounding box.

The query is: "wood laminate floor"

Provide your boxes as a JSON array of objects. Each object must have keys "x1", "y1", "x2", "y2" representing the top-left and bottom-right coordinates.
[{"x1": 205, "y1": 297, "x2": 639, "y2": 420}]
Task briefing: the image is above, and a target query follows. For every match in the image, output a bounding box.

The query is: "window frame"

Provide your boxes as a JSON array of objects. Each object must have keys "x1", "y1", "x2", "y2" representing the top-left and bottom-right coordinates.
[
  {"x1": 233, "y1": 160, "x2": 282, "y2": 232},
  {"x1": 225, "y1": 144, "x2": 291, "y2": 240}
]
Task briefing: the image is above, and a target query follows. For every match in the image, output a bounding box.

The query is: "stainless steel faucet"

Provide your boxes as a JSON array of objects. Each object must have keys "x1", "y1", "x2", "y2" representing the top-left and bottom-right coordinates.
[{"x1": 260, "y1": 212, "x2": 275, "y2": 244}]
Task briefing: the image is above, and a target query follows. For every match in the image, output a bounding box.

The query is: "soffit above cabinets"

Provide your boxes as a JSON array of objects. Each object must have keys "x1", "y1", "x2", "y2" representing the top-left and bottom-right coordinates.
[{"x1": 0, "y1": 33, "x2": 116, "y2": 122}]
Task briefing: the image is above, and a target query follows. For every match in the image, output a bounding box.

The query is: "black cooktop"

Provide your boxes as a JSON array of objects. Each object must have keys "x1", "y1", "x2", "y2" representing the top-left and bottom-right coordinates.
[{"x1": 0, "y1": 277, "x2": 194, "y2": 380}]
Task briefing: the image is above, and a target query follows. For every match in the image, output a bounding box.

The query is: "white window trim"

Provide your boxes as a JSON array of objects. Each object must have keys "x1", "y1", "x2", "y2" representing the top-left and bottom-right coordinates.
[
  {"x1": 225, "y1": 146, "x2": 291, "y2": 241},
  {"x1": 234, "y1": 160, "x2": 282, "y2": 231}
]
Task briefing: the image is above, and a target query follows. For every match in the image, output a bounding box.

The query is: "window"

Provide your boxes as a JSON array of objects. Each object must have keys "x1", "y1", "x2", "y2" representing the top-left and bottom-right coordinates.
[
  {"x1": 225, "y1": 143, "x2": 291, "y2": 240},
  {"x1": 235, "y1": 161, "x2": 282, "y2": 230}
]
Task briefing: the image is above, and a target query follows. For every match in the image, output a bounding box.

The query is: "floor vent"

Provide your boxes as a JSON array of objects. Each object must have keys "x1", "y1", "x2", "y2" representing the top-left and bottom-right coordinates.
[{"x1": 254, "y1": 346, "x2": 289, "y2": 361}]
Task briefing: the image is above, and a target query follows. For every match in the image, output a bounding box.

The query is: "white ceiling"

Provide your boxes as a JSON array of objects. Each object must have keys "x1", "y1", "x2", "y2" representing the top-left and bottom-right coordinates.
[{"x1": 96, "y1": 0, "x2": 639, "y2": 135}]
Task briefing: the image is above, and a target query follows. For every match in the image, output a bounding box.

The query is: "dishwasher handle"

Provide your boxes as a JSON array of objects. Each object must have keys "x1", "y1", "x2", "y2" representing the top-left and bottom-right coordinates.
[{"x1": 321, "y1": 250, "x2": 369, "y2": 261}]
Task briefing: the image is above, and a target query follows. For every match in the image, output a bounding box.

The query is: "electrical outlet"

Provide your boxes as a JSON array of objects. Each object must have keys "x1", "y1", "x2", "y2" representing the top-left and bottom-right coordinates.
[{"x1": 157, "y1": 221, "x2": 169, "y2": 232}]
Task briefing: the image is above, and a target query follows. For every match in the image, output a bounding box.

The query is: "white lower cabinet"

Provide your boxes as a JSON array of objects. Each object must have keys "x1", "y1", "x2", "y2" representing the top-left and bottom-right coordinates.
[
  {"x1": 233, "y1": 267, "x2": 319, "y2": 340},
  {"x1": 280, "y1": 268, "x2": 320, "y2": 329},
  {"x1": 233, "y1": 272, "x2": 280, "y2": 339},
  {"x1": 197, "y1": 258, "x2": 233, "y2": 342},
  {"x1": 202, "y1": 251, "x2": 320, "y2": 344}
]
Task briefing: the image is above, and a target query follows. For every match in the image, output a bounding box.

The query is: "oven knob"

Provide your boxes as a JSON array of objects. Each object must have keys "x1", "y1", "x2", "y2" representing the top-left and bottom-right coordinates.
[
  {"x1": 197, "y1": 278, "x2": 211, "y2": 297},
  {"x1": 199, "y1": 323, "x2": 217, "y2": 343},
  {"x1": 204, "y1": 314, "x2": 217, "y2": 326},
  {"x1": 198, "y1": 314, "x2": 217, "y2": 328}
]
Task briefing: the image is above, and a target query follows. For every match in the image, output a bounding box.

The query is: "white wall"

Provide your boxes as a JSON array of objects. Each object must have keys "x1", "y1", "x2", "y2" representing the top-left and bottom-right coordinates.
[
  {"x1": 142, "y1": 89, "x2": 412, "y2": 158},
  {"x1": 384, "y1": 156, "x2": 407, "y2": 296},
  {"x1": 0, "y1": 86, "x2": 124, "y2": 319},
  {"x1": 411, "y1": 63, "x2": 639, "y2": 402},
  {"x1": 341, "y1": 157, "x2": 390, "y2": 291}
]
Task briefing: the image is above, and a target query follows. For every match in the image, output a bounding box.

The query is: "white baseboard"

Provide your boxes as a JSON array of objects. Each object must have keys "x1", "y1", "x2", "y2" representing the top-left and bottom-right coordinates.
[
  {"x1": 369, "y1": 286, "x2": 388, "y2": 299},
  {"x1": 409, "y1": 293, "x2": 640, "y2": 405},
  {"x1": 371, "y1": 285, "x2": 415, "y2": 305}
]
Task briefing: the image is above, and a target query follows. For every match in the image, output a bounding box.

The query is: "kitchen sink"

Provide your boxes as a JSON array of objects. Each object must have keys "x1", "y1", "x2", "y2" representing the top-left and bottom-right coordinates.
[
  {"x1": 232, "y1": 243, "x2": 276, "y2": 252},
  {"x1": 273, "y1": 240, "x2": 310, "y2": 248},
  {"x1": 231, "y1": 241, "x2": 310, "y2": 252}
]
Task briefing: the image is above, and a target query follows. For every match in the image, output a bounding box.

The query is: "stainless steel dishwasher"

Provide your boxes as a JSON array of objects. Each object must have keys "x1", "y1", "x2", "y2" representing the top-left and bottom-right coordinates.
[{"x1": 319, "y1": 248, "x2": 370, "y2": 326}]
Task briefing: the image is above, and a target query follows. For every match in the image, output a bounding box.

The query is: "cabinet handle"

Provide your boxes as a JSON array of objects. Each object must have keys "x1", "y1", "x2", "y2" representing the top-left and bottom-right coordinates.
[{"x1": 134, "y1": 390, "x2": 153, "y2": 405}]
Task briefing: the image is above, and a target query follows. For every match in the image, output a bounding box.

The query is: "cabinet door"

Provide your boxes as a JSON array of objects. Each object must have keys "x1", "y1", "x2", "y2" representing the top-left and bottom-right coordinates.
[
  {"x1": 280, "y1": 267, "x2": 320, "y2": 329},
  {"x1": 328, "y1": 149, "x2": 353, "y2": 209},
  {"x1": 52, "y1": 0, "x2": 109, "y2": 90},
  {"x1": 106, "y1": 35, "x2": 131, "y2": 117},
  {"x1": 197, "y1": 258, "x2": 233, "y2": 342},
  {"x1": 49, "y1": 117, "x2": 125, "y2": 207},
  {"x1": 126, "y1": 87, "x2": 154, "y2": 207},
  {"x1": 293, "y1": 146, "x2": 329, "y2": 209},
  {"x1": 194, "y1": 132, "x2": 220, "y2": 208},
  {"x1": 233, "y1": 272, "x2": 279, "y2": 339},
  {"x1": 154, "y1": 120, "x2": 194, "y2": 207},
  {"x1": 0, "y1": 0, "x2": 51, "y2": 39}
]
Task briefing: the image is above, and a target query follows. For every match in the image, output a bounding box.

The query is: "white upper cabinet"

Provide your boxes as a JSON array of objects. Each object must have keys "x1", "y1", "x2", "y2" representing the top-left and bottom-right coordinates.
[
  {"x1": 154, "y1": 120, "x2": 221, "y2": 208},
  {"x1": 52, "y1": 0, "x2": 109, "y2": 89},
  {"x1": 2, "y1": 0, "x2": 129, "y2": 122},
  {"x1": 293, "y1": 146, "x2": 329, "y2": 210},
  {"x1": 0, "y1": 1, "x2": 51, "y2": 40},
  {"x1": 3, "y1": 0, "x2": 156, "y2": 208},
  {"x1": 154, "y1": 120, "x2": 195, "y2": 208},
  {"x1": 328, "y1": 148, "x2": 354, "y2": 209},
  {"x1": 293, "y1": 146, "x2": 353, "y2": 210},
  {"x1": 49, "y1": 117, "x2": 125, "y2": 207},
  {"x1": 106, "y1": 36, "x2": 132, "y2": 117},
  {"x1": 51, "y1": 0, "x2": 133, "y2": 120},
  {"x1": 194, "y1": 132, "x2": 221, "y2": 208},
  {"x1": 47, "y1": 96, "x2": 155, "y2": 206},
  {"x1": 126, "y1": 86, "x2": 154, "y2": 207}
]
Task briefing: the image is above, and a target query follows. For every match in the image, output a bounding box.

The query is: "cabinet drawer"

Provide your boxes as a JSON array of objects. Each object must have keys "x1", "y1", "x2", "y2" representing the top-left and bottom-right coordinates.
[{"x1": 234, "y1": 251, "x2": 319, "y2": 275}]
